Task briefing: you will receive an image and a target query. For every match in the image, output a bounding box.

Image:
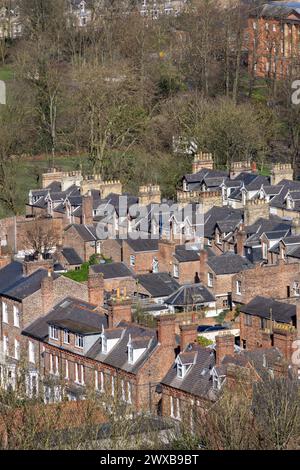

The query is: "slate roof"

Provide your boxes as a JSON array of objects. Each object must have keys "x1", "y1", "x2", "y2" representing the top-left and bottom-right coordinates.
[
  {"x1": 174, "y1": 245, "x2": 200, "y2": 262},
  {"x1": 270, "y1": 180, "x2": 300, "y2": 209},
  {"x1": 22, "y1": 297, "x2": 107, "y2": 339},
  {"x1": 165, "y1": 283, "x2": 215, "y2": 306},
  {"x1": 91, "y1": 262, "x2": 134, "y2": 279},
  {"x1": 216, "y1": 218, "x2": 241, "y2": 234},
  {"x1": 161, "y1": 344, "x2": 215, "y2": 398},
  {"x1": 184, "y1": 169, "x2": 227, "y2": 184},
  {"x1": 260, "y1": 2, "x2": 300, "y2": 19},
  {"x1": 2, "y1": 269, "x2": 59, "y2": 301},
  {"x1": 0, "y1": 261, "x2": 23, "y2": 294},
  {"x1": 87, "y1": 321, "x2": 159, "y2": 374},
  {"x1": 204, "y1": 207, "x2": 243, "y2": 238},
  {"x1": 245, "y1": 216, "x2": 292, "y2": 237},
  {"x1": 136, "y1": 272, "x2": 180, "y2": 298},
  {"x1": 207, "y1": 252, "x2": 253, "y2": 275},
  {"x1": 222, "y1": 347, "x2": 283, "y2": 373},
  {"x1": 240, "y1": 296, "x2": 297, "y2": 324},
  {"x1": 61, "y1": 248, "x2": 83, "y2": 266},
  {"x1": 67, "y1": 224, "x2": 99, "y2": 241},
  {"x1": 261, "y1": 230, "x2": 289, "y2": 241},
  {"x1": 125, "y1": 238, "x2": 159, "y2": 252}
]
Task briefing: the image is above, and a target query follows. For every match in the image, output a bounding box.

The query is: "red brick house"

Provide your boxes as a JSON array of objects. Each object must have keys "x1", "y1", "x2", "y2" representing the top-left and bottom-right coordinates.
[
  {"x1": 21, "y1": 293, "x2": 177, "y2": 413},
  {"x1": 239, "y1": 296, "x2": 298, "y2": 360},
  {"x1": 247, "y1": 3, "x2": 300, "y2": 79},
  {"x1": 200, "y1": 250, "x2": 253, "y2": 312}
]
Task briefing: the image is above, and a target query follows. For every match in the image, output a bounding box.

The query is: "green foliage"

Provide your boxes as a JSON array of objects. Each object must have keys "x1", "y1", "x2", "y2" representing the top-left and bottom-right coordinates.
[
  {"x1": 197, "y1": 336, "x2": 213, "y2": 347},
  {"x1": 63, "y1": 262, "x2": 89, "y2": 282},
  {"x1": 215, "y1": 309, "x2": 229, "y2": 324}
]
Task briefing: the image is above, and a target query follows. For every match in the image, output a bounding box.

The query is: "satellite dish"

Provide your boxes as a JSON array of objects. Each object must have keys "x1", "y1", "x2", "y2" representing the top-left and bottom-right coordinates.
[{"x1": 0, "y1": 81, "x2": 6, "y2": 105}]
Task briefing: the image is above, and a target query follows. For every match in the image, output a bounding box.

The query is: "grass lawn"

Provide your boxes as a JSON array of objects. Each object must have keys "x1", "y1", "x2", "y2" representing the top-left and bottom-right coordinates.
[
  {"x1": 63, "y1": 263, "x2": 89, "y2": 282},
  {"x1": 0, "y1": 65, "x2": 14, "y2": 81}
]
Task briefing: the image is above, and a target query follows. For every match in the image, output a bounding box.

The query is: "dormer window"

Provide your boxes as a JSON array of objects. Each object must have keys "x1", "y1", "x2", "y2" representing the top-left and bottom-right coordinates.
[
  {"x1": 127, "y1": 334, "x2": 149, "y2": 365},
  {"x1": 75, "y1": 334, "x2": 84, "y2": 349},
  {"x1": 128, "y1": 345, "x2": 134, "y2": 364},
  {"x1": 100, "y1": 326, "x2": 124, "y2": 355},
  {"x1": 49, "y1": 325, "x2": 59, "y2": 340},
  {"x1": 175, "y1": 354, "x2": 195, "y2": 379},
  {"x1": 177, "y1": 362, "x2": 183, "y2": 378},
  {"x1": 102, "y1": 336, "x2": 107, "y2": 353}
]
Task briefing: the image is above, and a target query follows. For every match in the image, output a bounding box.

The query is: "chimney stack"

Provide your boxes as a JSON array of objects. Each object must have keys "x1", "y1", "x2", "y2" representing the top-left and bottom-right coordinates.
[
  {"x1": 158, "y1": 239, "x2": 176, "y2": 273},
  {"x1": 180, "y1": 323, "x2": 198, "y2": 351},
  {"x1": 41, "y1": 269, "x2": 54, "y2": 315},
  {"x1": 236, "y1": 227, "x2": 246, "y2": 257},
  {"x1": 82, "y1": 194, "x2": 94, "y2": 225},
  {"x1": 215, "y1": 334, "x2": 235, "y2": 367},
  {"x1": 107, "y1": 297, "x2": 132, "y2": 328},
  {"x1": 88, "y1": 268, "x2": 104, "y2": 306},
  {"x1": 199, "y1": 249, "x2": 208, "y2": 283},
  {"x1": 157, "y1": 314, "x2": 176, "y2": 349}
]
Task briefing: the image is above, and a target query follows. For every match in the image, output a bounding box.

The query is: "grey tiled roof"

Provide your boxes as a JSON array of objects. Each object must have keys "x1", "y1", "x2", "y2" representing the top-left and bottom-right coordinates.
[
  {"x1": 91, "y1": 262, "x2": 134, "y2": 279},
  {"x1": 87, "y1": 321, "x2": 159, "y2": 374},
  {"x1": 207, "y1": 252, "x2": 253, "y2": 275},
  {"x1": 2, "y1": 269, "x2": 59, "y2": 301},
  {"x1": 161, "y1": 344, "x2": 214, "y2": 398},
  {"x1": 184, "y1": 169, "x2": 227, "y2": 184},
  {"x1": 222, "y1": 347, "x2": 283, "y2": 374},
  {"x1": 61, "y1": 248, "x2": 83, "y2": 265},
  {"x1": 240, "y1": 296, "x2": 296, "y2": 324},
  {"x1": 125, "y1": 238, "x2": 159, "y2": 252},
  {"x1": 174, "y1": 245, "x2": 200, "y2": 262},
  {"x1": 67, "y1": 224, "x2": 99, "y2": 241},
  {"x1": 136, "y1": 272, "x2": 180, "y2": 298},
  {"x1": 204, "y1": 206, "x2": 243, "y2": 238},
  {"x1": 0, "y1": 261, "x2": 23, "y2": 294},
  {"x1": 22, "y1": 297, "x2": 107, "y2": 339}
]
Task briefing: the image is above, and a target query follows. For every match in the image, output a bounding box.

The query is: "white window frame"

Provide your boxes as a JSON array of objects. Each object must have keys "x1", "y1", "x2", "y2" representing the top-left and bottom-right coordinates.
[
  {"x1": 49, "y1": 325, "x2": 59, "y2": 340},
  {"x1": 102, "y1": 336, "x2": 107, "y2": 354},
  {"x1": 14, "y1": 339, "x2": 20, "y2": 360},
  {"x1": 177, "y1": 362, "x2": 183, "y2": 378},
  {"x1": 121, "y1": 379, "x2": 125, "y2": 401},
  {"x1": 100, "y1": 371, "x2": 104, "y2": 392},
  {"x1": 2, "y1": 302, "x2": 8, "y2": 324},
  {"x1": 128, "y1": 346, "x2": 134, "y2": 364},
  {"x1": 75, "y1": 363, "x2": 79, "y2": 383},
  {"x1": 65, "y1": 359, "x2": 69, "y2": 380},
  {"x1": 111, "y1": 375, "x2": 115, "y2": 397},
  {"x1": 28, "y1": 341, "x2": 35, "y2": 364},
  {"x1": 173, "y1": 263, "x2": 179, "y2": 278},
  {"x1": 63, "y1": 330, "x2": 70, "y2": 344},
  {"x1": 49, "y1": 354, "x2": 54, "y2": 374},
  {"x1": 130, "y1": 255, "x2": 136, "y2": 267},
  {"x1": 208, "y1": 272, "x2": 213, "y2": 288},
  {"x1": 127, "y1": 382, "x2": 132, "y2": 404},
  {"x1": 236, "y1": 280, "x2": 242, "y2": 295},
  {"x1": 75, "y1": 334, "x2": 84, "y2": 349},
  {"x1": 170, "y1": 395, "x2": 174, "y2": 418},
  {"x1": 13, "y1": 305, "x2": 20, "y2": 328}
]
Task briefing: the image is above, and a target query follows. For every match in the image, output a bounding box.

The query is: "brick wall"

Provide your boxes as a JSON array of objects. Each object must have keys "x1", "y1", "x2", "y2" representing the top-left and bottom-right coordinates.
[
  {"x1": 122, "y1": 241, "x2": 159, "y2": 274},
  {"x1": 22, "y1": 276, "x2": 89, "y2": 328},
  {"x1": 232, "y1": 261, "x2": 300, "y2": 305},
  {"x1": 239, "y1": 311, "x2": 297, "y2": 360},
  {"x1": 63, "y1": 225, "x2": 97, "y2": 262},
  {"x1": 101, "y1": 239, "x2": 122, "y2": 262}
]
